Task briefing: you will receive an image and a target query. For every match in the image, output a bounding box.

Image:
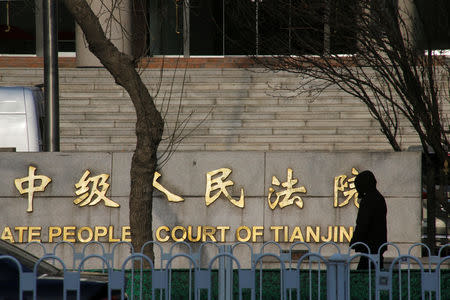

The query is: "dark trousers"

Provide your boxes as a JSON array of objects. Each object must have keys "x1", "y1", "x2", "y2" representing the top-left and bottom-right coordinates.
[{"x1": 357, "y1": 254, "x2": 384, "y2": 270}]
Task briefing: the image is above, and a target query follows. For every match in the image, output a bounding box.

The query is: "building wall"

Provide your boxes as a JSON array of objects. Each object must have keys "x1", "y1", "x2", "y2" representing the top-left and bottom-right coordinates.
[
  {"x1": 0, "y1": 151, "x2": 422, "y2": 267},
  {"x1": 0, "y1": 59, "x2": 429, "y2": 266},
  {"x1": 0, "y1": 62, "x2": 427, "y2": 153}
]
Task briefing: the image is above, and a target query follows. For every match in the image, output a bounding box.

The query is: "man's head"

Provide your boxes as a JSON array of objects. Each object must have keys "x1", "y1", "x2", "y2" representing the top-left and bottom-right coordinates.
[{"x1": 355, "y1": 170, "x2": 377, "y2": 196}]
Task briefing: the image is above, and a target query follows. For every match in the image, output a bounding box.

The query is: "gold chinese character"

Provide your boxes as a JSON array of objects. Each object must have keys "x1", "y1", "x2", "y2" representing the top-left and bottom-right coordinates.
[
  {"x1": 14, "y1": 166, "x2": 52, "y2": 213},
  {"x1": 268, "y1": 168, "x2": 307, "y2": 210},
  {"x1": 74, "y1": 170, "x2": 119, "y2": 208},
  {"x1": 205, "y1": 168, "x2": 244, "y2": 208},
  {"x1": 334, "y1": 168, "x2": 359, "y2": 208},
  {"x1": 153, "y1": 171, "x2": 184, "y2": 202}
]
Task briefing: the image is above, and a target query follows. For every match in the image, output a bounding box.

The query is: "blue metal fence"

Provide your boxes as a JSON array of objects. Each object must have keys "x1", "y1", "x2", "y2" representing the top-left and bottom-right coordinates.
[{"x1": 1, "y1": 241, "x2": 448, "y2": 300}]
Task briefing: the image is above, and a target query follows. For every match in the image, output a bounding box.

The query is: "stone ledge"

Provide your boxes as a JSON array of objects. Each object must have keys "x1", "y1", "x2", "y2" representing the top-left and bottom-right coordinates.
[{"x1": 0, "y1": 56, "x2": 259, "y2": 69}]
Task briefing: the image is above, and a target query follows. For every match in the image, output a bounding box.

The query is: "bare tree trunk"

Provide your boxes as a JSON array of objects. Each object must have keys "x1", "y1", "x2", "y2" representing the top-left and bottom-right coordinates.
[
  {"x1": 63, "y1": 0, "x2": 163, "y2": 260},
  {"x1": 424, "y1": 156, "x2": 437, "y2": 254}
]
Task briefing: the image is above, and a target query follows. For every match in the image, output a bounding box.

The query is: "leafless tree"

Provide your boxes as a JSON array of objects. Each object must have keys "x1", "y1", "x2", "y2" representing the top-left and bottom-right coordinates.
[
  {"x1": 234, "y1": 0, "x2": 449, "y2": 253},
  {"x1": 62, "y1": 0, "x2": 202, "y2": 259}
]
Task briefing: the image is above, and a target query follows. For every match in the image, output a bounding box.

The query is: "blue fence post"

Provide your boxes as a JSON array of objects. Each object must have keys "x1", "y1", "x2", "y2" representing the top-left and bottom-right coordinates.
[
  {"x1": 10, "y1": 241, "x2": 448, "y2": 299},
  {"x1": 327, "y1": 253, "x2": 349, "y2": 300},
  {"x1": 218, "y1": 245, "x2": 225, "y2": 300},
  {"x1": 218, "y1": 245, "x2": 233, "y2": 300},
  {"x1": 225, "y1": 245, "x2": 233, "y2": 300}
]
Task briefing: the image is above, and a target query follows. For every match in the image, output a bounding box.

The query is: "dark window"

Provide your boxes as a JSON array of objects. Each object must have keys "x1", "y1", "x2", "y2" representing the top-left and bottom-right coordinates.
[
  {"x1": 224, "y1": 0, "x2": 256, "y2": 55},
  {"x1": 148, "y1": 0, "x2": 183, "y2": 55},
  {"x1": 190, "y1": 0, "x2": 223, "y2": 55},
  {"x1": 0, "y1": 1, "x2": 75, "y2": 54},
  {"x1": 0, "y1": 1, "x2": 35, "y2": 54},
  {"x1": 146, "y1": 0, "x2": 359, "y2": 56},
  {"x1": 58, "y1": 3, "x2": 75, "y2": 52},
  {"x1": 258, "y1": 0, "x2": 358, "y2": 55},
  {"x1": 415, "y1": 0, "x2": 450, "y2": 50}
]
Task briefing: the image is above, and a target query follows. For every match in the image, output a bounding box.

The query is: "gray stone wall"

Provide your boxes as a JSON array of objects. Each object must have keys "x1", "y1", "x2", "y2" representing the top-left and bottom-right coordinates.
[{"x1": 0, "y1": 151, "x2": 421, "y2": 267}]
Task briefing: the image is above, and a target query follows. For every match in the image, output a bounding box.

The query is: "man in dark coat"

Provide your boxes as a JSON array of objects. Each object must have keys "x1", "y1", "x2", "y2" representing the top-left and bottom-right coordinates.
[{"x1": 350, "y1": 170, "x2": 387, "y2": 270}]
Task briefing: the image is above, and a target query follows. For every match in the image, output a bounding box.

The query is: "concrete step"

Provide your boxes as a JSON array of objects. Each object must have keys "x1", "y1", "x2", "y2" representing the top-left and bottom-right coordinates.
[{"x1": 0, "y1": 66, "x2": 419, "y2": 153}]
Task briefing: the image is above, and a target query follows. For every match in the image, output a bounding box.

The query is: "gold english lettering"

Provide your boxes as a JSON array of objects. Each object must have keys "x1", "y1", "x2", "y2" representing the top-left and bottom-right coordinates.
[
  {"x1": 28, "y1": 227, "x2": 41, "y2": 242},
  {"x1": 122, "y1": 226, "x2": 131, "y2": 242},
  {"x1": 48, "y1": 226, "x2": 62, "y2": 243},
  {"x1": 306, "y1": 226, "x2": 320, "y2": 243},
  {"x1": 156, "y1": 226, "x2": 170, "y2": 242},
  {"x1": 236, "y1": 226, "x2": 251, "y2": 242},
  {"x1": 15, "y1": 227, "x2": 27, "y2": 243},
  {"x1": 270, "y1": 226, "x2": 283, "y2": 242},
  {"x1": 216, "y1": 226, "x2": 230, "y2": 242},
  {"x1": 289, "y1": 226, "x2": 304, "y2": 242},
  {"x1": 78, "y1": 227, "x2": 94, "y2": 243},
  {"x1": 340, "y1": 226, "x2": 354, "y2": 242},
  {"x1": 63, "y1": 226, "x2": 76, "y2": 242},
  {"x1": 202, "y1": 226, "x2": 217, "y2": 242},
  {"x1": 172, "y1": 226, "x2": 187, "y2": 242},
  {"x1": 108, "y1": 226, "x2": 120, "y2": 242},
  {"x1": 321, "y1": 226, "x2": 333, "y2": 242},
  {"x1": 94, "y1": 226, "x2": 107, "y2": 241},
  {"x1": 252, "y1": 226, "x2": 264, "y2": 242},
  {"x1": 1, "y1": 227, "x2": 14, "y2": 243},
  {"x1": 188, "y1": 226, "x2": 201, "y2": 242}
]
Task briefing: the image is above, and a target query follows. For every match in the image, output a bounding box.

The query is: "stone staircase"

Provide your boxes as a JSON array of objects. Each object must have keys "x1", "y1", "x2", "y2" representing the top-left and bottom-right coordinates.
[{"x1": 0, "y1": 67, "x2": 421, "y2": 152}]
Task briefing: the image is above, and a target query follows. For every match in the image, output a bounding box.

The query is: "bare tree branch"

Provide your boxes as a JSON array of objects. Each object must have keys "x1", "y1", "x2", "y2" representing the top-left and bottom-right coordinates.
[
  {"x1": 236, "y1": 0, "x2": 449, "y2": 252},
  {"x1": 64, "y1": 0, "x2": 164, "y2": 259}
]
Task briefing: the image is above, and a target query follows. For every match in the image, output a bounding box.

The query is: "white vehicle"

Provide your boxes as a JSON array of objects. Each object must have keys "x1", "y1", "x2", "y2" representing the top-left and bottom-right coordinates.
[{"x1": 0, "y1": 86, "x2": 44, "y2": 151}]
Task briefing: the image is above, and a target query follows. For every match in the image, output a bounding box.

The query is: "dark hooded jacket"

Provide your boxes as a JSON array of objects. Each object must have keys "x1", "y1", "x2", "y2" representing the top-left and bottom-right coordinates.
[{"x1": 350, "y1": 170, "x2": 387, "y2": 254}]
